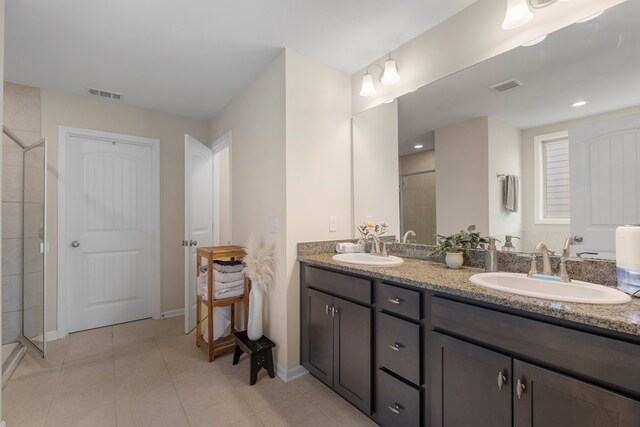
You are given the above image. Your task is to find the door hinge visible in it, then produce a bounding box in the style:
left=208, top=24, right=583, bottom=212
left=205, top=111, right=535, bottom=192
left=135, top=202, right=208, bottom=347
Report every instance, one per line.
left=40, top=242, right=50, bottom=254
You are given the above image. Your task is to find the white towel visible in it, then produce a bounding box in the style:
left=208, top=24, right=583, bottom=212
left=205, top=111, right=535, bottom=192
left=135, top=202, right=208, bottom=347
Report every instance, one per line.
left=213, top=262, right=244, bottom=273
left=214, top=285, right=244, bottom=300
left=202, top=306, right=231, bottom=342
left=215, top=279, right=244, bottom=291
left=214, top=270, right=245, bottom=283
left=503, top=175, right=518, bottom=212
left=336, top=242, right=360, bottom=254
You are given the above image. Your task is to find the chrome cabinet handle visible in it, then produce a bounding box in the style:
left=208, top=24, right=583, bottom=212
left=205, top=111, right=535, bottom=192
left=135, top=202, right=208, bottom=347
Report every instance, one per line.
left=387, top=404, right=401, bottom=415
left=325, top=304, right=329, bottom=316
left=516, top=378, right=526, bottom=399
left=71, top=241, right=80, bottom=248
left=497, top=371, right=506, bottom=390
left=388, top=297, right=401, bottom=304
left=331, top=306, right=339, bottom=318
left=388, top=343, right=403, bottom=352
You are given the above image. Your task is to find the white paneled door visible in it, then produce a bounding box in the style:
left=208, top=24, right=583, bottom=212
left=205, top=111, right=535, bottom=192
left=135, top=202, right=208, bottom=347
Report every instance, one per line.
left=65, top=131, right=158, bottom=333
left=184, top=135, right=213, bottom=333
left=570, top=113, right=640, bottom=259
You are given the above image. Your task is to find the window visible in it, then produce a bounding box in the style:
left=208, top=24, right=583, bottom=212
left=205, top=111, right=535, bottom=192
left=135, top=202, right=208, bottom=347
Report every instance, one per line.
left=534, top=131, right=570, bottom=224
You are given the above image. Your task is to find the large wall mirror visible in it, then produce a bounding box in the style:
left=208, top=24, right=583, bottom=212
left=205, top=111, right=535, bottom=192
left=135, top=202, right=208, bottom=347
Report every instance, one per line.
left=353, top=0, right=640, bottom=259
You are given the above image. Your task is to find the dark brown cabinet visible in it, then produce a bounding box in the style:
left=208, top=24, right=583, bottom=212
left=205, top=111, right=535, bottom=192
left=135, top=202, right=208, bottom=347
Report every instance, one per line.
left=431, top=332, right=512, bottom=427
left=303, top=288, right=372, bottom=414
left=513, top=360, right=640, bottom=427
left=432, top=332, right=640, bottom=427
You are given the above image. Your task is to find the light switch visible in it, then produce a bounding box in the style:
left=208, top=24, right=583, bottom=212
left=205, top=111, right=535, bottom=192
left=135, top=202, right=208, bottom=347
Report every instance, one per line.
left=269, top=217, right=279, bottom=233
left=329, top=216, right=337, bottom=232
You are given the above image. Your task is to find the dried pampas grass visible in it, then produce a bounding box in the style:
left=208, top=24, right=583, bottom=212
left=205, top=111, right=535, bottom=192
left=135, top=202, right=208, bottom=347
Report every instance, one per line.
left=244, top=236, right=277, bottom=293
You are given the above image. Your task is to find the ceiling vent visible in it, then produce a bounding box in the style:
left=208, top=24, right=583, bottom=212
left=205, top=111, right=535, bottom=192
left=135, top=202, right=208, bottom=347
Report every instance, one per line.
left=489, top=79, right=524, bottom=93
left=88, top=87, right=122, bottom=100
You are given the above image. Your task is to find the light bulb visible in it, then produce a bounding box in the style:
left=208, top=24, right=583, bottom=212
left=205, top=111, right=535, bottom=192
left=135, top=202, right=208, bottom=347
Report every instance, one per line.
left=380, top=59, right=400, bottom=85
left=502, top=0, right=534, bottom=30
left=359, top=73, right=376, bottom=97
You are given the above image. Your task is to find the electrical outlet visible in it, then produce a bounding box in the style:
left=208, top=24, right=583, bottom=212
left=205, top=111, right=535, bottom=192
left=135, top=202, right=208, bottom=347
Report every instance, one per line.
left=329, top=216, right=337, bottom=232
left=269, top=217, right=279, bottom=233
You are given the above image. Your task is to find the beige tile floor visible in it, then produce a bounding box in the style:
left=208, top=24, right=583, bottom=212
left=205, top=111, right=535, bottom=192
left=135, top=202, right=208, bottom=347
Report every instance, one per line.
left=3, top=316, right=377, bottom=427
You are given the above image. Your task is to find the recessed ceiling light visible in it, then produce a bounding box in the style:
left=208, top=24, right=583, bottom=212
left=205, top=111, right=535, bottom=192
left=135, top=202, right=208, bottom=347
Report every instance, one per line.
left=414, top=144, right=424, bottom=149
left=571, top=101, right=588, bottom=107
left=577, top=11, right=604, bottom=23
left=521, top=35, right=547, bottom=47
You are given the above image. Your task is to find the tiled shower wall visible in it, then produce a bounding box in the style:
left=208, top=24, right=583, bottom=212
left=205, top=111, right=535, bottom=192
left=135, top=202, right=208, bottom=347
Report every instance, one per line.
left=2, top=82, right=42, bottom=344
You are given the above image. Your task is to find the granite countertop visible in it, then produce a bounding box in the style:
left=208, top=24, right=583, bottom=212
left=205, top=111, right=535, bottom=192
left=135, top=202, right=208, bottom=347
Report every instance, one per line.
left=299, top=253, right=640, bottom=338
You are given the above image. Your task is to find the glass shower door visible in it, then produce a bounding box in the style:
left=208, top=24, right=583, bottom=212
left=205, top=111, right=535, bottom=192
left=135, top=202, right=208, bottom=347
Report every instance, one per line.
left=400, top=171, right=436, bottom=245
left=22, top=139, right=47, bottom=355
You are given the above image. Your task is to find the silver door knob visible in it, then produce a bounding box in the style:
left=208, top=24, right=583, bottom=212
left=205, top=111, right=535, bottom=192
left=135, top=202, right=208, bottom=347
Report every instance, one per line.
left=71, top=241, right=80, bottom=248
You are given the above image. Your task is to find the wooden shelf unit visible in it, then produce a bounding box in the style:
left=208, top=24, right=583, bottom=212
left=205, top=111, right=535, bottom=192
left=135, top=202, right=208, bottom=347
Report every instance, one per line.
left=196, top=245, right=250, bottom=362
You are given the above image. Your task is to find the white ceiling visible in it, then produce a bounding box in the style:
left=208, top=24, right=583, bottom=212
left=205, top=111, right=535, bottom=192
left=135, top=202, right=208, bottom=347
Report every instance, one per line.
left=398, top=0, right=640, bottom=156
left=5, top=0, right=477, bottom=121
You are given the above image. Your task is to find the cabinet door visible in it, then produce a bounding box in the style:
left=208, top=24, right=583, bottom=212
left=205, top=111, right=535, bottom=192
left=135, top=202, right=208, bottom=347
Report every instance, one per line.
left=514, top=360, right=640, bottom=427
left=431, top=332, right=512, bottom=427
left=306, top=289, right=335, bottom=386
left=333, top=296, right=372, bottom=414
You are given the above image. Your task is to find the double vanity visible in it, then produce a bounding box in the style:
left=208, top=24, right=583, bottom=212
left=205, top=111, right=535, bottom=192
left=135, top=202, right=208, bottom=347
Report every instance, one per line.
left=299, top=249, right=640, bottom=427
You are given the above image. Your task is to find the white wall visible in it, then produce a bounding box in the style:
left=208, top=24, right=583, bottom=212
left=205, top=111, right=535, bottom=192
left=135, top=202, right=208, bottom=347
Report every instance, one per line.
left=209, top=49, right=352, bottom=373
left=352, top=101, right=400, bottom=236
left=351, top=0, right=625, bottom=115
left=40, top=90, right=209, bottom=331
left=488, top=117, right=522, bottom=243
left=0, top=0, right=5, bottom=418
left=435, top=117, right=489, bottom=236
left=521, top=105, right=640, bottom=253
left=209, top=52, right=288, bottom=367
left=284, top=50, right=352, bottom=369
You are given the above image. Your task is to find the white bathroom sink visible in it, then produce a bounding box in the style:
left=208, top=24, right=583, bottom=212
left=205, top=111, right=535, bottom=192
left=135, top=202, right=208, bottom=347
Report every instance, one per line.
left=470, top=272, right=631, bottom=305
left=332, top=253, right=404, bottom=267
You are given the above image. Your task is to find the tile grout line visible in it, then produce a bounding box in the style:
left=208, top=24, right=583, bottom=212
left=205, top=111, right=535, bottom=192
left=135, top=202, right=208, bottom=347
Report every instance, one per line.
left=156, top=335, right=193, bottom=427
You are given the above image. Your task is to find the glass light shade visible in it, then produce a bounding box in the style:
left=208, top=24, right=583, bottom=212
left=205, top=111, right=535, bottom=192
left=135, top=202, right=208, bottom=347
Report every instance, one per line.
left=521, top=34, right=547, bottom=46
left=359, top=73, right=376, bottom=97
left=502, top=0, right=534, bottom=30
left=380, top=59, right=400, bottom=85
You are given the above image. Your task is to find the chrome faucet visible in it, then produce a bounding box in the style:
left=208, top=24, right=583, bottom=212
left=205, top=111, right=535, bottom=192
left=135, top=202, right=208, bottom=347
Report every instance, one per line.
left=559, top=236, right=576, bottom=283
left=528, top=242, right=553, bottom=277
left=367, top=234, right=381, bottom=255
left=402, top=230, right=416, bottom=244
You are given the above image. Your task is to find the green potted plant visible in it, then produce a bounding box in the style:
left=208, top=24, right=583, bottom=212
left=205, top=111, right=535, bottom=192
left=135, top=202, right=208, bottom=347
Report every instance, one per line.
left=428, top=225, right=489, bottom=269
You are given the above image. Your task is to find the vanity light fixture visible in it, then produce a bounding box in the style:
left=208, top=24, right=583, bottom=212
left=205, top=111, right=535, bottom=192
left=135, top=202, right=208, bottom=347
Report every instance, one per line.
left=571, top=100, right=587, bottom=107
left=359, top=55, right=401, bottom=97
left=414, top=144, right=424, bottom=149
left=521, top=34, right=547, bottom=46
left=502, top=0, right=534, bottom=30
left=576, top=10, right=604, bottom=23
left=503, top=0, right=574, bottom=30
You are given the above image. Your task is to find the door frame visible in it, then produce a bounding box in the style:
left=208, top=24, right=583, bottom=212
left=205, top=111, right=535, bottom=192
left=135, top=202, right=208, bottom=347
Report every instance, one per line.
left=57, top=126, right=161, bottom=338
left=210, top=131, right=232, bottom=245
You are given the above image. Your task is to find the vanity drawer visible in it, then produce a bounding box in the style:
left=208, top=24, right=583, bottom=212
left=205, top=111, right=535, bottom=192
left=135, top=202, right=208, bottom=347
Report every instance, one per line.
left=377, top=369, right=421, bottom=427
left=377, top=282, right=421, bottom=320
left=431, top=297, right=640, bottom=396
left=304, top=266, right=372, bottom=304
left=378, top=312, right=421, bottom=385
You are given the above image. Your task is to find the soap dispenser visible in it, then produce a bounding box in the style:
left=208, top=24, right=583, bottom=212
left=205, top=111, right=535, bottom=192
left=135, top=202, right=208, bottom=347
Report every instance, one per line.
left=502, top=235, right=520, bottom=252
left=485, top=237, right=498, bottom=272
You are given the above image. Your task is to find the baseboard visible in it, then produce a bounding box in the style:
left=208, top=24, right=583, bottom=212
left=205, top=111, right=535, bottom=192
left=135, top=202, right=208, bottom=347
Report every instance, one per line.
left=276, top=363, right=308, bottom=383
left=161, top=308, right=185, bottom=318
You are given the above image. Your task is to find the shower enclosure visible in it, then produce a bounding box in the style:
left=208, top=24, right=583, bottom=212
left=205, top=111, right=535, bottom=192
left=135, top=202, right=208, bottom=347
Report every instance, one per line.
left=2, top=125, right=47, bottom=383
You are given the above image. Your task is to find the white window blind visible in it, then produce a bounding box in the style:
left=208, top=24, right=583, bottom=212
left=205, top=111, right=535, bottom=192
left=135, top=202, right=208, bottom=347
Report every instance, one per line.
left=542, top=138, right=570, bottom=219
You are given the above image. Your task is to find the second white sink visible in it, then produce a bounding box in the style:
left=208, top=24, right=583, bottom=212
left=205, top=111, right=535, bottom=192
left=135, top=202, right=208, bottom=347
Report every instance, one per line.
left=332, top=253, right=403, bottom=267
left=470, top=272, right=631, bottom=304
